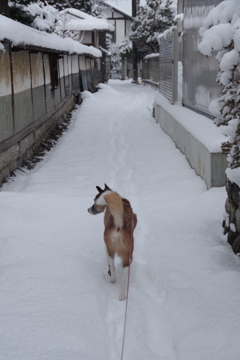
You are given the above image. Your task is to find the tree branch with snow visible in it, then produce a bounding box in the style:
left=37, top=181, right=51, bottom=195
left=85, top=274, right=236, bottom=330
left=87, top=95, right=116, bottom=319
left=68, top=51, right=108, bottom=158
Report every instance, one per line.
left=199, top=0, right=240, bottom=171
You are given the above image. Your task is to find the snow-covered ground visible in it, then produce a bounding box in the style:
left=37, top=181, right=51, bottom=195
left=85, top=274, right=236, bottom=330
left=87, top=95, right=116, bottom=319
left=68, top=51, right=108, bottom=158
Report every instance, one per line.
left=1, top=80, right=240, bottom=360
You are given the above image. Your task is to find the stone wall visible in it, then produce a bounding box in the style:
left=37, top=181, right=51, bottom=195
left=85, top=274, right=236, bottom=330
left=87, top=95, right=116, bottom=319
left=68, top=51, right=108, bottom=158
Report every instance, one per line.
left=223, top=181, right=240, bottom=254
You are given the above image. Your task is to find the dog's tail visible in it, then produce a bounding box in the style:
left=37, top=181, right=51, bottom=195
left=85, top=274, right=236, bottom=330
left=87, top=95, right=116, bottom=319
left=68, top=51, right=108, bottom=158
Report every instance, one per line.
left=104, top=192, right=124, bottom=230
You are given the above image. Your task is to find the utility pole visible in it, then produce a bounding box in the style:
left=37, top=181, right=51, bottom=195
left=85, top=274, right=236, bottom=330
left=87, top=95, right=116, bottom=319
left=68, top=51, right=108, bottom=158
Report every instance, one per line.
left=132, top=0, right=138, bottom=83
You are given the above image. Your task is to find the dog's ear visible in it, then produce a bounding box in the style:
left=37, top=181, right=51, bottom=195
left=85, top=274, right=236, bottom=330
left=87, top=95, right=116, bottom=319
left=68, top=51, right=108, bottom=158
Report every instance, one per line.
left=96, top=186, right=103, bottom=193
left=104, top=184, right=111, bottom=191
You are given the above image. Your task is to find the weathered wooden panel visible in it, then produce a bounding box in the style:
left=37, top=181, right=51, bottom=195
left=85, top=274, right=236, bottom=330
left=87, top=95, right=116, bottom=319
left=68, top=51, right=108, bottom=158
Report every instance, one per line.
left=30, top=52, right=46, bottom=121
left=58, top=58, right=65, bottom=100
left=12, top=50, right=33, bottom=132
left=43, top=54, right=54, bottom=113
left=68, top=55, right=72, bottom=93
left=0, top=44, right=14, bottom=142
left=63, top=55, right=70, bottom=95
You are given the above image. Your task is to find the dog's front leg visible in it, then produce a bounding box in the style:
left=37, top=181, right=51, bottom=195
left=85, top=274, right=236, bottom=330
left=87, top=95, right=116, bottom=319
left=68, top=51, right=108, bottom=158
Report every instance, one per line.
left=109, top=256, right=116, bottom=283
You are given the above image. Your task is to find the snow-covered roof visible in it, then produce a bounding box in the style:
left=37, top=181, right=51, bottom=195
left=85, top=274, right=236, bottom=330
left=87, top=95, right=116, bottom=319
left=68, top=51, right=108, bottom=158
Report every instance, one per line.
left=59, top=8, right=115, bottom=32
left=144, top=53, right=159, bottom=60
left=0, top=15, right=102, bottom=58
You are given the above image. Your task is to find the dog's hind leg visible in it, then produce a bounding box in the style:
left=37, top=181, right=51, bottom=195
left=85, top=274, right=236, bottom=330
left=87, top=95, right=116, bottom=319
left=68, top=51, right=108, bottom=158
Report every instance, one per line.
left=119, top=266, right=129, bottom=301
left=105, top=245, right=111, bottom=276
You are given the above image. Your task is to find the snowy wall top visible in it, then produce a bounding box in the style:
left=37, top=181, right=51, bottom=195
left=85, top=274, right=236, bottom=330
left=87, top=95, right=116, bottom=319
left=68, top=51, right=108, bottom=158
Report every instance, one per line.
left=59, top=8, right=115, bottom=32
left=0, top=15, right=102, bottom=58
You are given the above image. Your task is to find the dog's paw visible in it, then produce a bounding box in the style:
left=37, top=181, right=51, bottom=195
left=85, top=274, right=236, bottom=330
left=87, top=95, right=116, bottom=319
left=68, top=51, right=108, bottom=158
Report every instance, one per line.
left=108, top=267, right=111, bottom=276
left=119, top=294, right=126, bottom=301
left=110, top=277, right=116, bottom=283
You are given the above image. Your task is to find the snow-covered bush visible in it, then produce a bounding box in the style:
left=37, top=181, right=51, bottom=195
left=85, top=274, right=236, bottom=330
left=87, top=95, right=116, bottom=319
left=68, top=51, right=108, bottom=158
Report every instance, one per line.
left=118, top=36, right=132, bottom=58
left=199, top=0, right=240, bottom=170
left=106, top=36, right=132, bottom=77
left=54, top=10, right=80, bottom=40
left=27, top=1, right=58, bottom=32
left=130, top=0, right=176, bottom=59
left=8, top=0, right=58, bottom=32
left=47, top=0, right=93, bottom=14
left=107, top=41, right=122, bottom=77
left=8, top=0, right=37, bottom=26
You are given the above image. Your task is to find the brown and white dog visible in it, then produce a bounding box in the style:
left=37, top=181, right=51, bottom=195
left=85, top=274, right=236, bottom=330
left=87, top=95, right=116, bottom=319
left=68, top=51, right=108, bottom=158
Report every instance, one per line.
left=88, top=184, right=137, bottom=300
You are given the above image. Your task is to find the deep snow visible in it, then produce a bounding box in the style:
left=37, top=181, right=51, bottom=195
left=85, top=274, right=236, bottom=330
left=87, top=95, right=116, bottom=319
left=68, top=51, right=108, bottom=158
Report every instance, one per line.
left=0, top=80, right=240, bottom=360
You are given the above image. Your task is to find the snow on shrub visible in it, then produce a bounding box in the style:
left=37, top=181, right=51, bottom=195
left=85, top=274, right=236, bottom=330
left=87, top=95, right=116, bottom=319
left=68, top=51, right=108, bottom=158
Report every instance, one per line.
left=199, top=0, right=240, bottom=171
left=26, top=1, right=58, bottom=32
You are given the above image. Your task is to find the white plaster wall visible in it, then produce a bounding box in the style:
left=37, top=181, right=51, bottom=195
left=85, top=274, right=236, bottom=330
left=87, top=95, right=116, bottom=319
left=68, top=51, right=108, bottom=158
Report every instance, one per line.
left=114, top=10, right=123, bottom=18
left=116, top=20, right=125, bottom=43
left=68, top=56, right=72, bottom=75
left=59, top=58, right=64, bottom=78
left=63, top=55, right=68, bottom=76
left=30, top=53, right=44, bottom=89
left=71, top=55, right=79, bottom=74
left=12, top=50, right=31, bottom=93
left=43, top=54, right=51, bottom=85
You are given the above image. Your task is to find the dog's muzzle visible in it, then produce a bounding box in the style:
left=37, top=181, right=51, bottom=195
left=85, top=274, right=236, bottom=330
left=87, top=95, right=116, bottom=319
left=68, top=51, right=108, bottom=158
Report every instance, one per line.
left=88, top=204, right=102, bottom=215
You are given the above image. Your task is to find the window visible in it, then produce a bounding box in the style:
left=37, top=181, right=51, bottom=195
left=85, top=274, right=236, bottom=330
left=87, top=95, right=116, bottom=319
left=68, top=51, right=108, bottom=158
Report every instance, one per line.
left=49, top=54, right=59, bottom=90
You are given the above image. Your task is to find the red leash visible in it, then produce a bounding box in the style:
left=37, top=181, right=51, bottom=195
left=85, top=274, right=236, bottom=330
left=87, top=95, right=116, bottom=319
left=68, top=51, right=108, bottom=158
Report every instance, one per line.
left=120, top=212, right=135, bottom=360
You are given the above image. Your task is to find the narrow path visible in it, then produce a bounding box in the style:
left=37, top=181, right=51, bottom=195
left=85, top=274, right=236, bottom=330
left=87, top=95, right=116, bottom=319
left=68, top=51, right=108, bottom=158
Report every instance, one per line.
left=0, top=80, right=238, bottom=360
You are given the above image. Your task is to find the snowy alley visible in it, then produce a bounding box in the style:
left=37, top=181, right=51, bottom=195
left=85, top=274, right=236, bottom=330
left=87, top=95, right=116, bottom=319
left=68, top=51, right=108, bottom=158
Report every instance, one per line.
left=1, top=80, right=240, bottom=360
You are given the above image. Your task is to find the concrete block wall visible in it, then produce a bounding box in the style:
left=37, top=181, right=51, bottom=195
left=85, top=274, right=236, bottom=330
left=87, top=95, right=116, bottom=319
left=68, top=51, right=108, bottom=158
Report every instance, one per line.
left=154, top=102, right=227, bottom=189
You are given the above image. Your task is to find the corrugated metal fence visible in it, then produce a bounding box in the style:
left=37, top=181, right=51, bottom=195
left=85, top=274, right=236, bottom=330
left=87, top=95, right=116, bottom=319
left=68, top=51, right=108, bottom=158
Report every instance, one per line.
left=159, top=29, right=178, bottom=104
left=182, top=0, right=222, bottom=118
left=142, top=28, right=178, bottom=104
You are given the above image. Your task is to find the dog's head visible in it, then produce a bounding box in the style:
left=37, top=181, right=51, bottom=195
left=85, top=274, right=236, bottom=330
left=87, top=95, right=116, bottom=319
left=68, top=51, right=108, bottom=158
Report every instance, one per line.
left=87, top=184, right=112, bottom=215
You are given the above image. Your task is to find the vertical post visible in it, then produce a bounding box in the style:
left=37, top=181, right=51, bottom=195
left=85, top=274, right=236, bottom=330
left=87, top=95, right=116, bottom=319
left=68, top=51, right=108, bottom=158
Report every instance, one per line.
left=132, top=0, right=138, bottom=83
left=172, top=28, right=178, bottom=104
